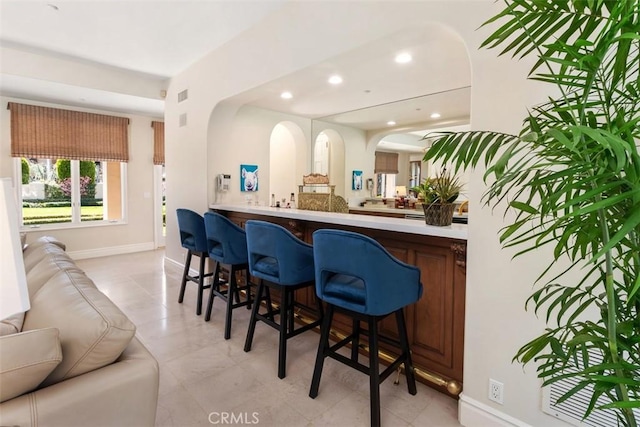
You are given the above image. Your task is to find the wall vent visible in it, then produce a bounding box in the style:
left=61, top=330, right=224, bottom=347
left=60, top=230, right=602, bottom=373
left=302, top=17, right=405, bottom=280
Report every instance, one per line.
left=178, top=89, right=188, bottom=103
left=179, top=113, right=187, bottom=127
left=542, top=348, right=640, bottom=426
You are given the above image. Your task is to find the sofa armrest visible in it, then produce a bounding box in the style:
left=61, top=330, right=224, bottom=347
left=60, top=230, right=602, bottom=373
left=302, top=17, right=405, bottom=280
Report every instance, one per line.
left=0, top=337, right=159, bottom=427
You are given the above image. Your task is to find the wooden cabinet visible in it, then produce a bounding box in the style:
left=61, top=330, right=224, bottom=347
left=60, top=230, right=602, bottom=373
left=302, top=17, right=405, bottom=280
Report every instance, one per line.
left=215, top=209, right=466, bottom=398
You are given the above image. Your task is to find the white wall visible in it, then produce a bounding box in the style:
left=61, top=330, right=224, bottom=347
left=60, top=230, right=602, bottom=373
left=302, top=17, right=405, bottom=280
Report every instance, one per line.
left=207, top=105, right=310, bottom=208
left=312, top=120, right=369, bottom=202
left=270, top=123, right=298, bottom=205
left=0, top=96, right=159, bottom=256
left=165, top=2, right=569, bottom=426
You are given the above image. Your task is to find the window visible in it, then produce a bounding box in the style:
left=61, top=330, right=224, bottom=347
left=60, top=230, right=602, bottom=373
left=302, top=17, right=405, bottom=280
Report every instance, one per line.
left=9, top=102, right=129, bottom=229
left=409, top=161, right=421, bottom=189
left=152, top=121, right=166, bottom=244
left=374, top=151, right=399, bottom=198
left=376, top=173, right=396, bottom=198
left=18, top=158, right=125, bottom=228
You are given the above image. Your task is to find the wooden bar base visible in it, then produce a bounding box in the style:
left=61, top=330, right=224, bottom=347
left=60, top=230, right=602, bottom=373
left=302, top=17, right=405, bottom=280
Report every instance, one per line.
left=212, top=207, right=467, bottom=399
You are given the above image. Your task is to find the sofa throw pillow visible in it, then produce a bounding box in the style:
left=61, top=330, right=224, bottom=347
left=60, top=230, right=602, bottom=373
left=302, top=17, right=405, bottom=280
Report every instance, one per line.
left=0, top=312, right=25, bottom=336
left=22, top=269, right=136, bottom=387
left=0, top=328, right=62, bottom=402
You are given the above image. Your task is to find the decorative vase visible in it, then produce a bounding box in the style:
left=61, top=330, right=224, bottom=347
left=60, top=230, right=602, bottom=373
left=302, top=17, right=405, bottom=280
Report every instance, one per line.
left=422, top=202, right=455, bottom=226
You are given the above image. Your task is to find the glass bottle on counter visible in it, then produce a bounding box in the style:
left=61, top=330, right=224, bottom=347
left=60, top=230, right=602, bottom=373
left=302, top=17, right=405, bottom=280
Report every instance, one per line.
left=271, top=194, right=275, bottom=207
left=290, top=192, right=296, bottom=209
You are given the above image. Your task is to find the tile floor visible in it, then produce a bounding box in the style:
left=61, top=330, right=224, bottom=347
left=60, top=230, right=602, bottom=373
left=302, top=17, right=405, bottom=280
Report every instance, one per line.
left=76, top=249, right=460, bottom=427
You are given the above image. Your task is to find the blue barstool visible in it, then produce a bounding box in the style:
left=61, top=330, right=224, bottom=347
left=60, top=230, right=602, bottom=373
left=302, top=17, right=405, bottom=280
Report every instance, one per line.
left=243, top=220, right=323, bottom=379
left=203, top=212, right=252, bottom=339
left=309, top=229, right=423, bottom=427
left=176, top=209, right=214, bottom=315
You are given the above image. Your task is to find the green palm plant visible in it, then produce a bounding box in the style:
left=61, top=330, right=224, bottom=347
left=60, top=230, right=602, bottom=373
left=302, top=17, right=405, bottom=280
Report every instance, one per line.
left=424, top=1, right=640, bottom=425
left=411, top=168, right=463, bottom=204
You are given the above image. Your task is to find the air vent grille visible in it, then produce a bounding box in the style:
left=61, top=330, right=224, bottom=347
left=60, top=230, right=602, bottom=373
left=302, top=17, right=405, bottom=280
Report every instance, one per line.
left=542, top=348, right=640, bottom=426
left=179, top=113, right=187, bottom=127
left=178, top=89, right=188, bottom=103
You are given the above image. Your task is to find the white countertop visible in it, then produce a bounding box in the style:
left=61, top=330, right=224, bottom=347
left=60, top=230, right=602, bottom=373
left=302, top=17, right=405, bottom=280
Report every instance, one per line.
left=210, top=203, right=468, bottom=240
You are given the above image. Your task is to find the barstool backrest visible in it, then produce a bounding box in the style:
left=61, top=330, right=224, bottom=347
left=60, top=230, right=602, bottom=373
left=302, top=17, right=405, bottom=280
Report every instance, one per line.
left=203, top=212, right=248, bottom=265
left=176, top=209, right=208, bottom=253
left=312, top=229, right=423, bottom=316
left=245, top=220, right=314, bottom=285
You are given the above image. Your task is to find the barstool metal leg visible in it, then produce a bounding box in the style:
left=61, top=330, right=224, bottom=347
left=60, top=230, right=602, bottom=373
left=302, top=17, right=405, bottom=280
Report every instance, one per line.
left=315, top=294, right=324, bottom=321
left=224, top=266, right=237, bottom=340
left=178, top=250, right=192, bottom=304
left=264, top=287, right=274, bottom=321
left=204, top=262, right=221, bottom=322
left=196, top=253, right=206, bottom=315
left=351, top=318, right=360, bottom=362
left=233, top=270, right=242, bottom=304
left=244, top=279, right=264, bottom=352
left=245, top=273, right=253, bottom=309
left=287, top=289, right=295, bottom=334
left=278, top=287, right=289, bottom=379
left=368, top=316, right=381, bottom=427
left=309, top=304, right=334, bottom=399
left=396, top=308, right=417, bottom=395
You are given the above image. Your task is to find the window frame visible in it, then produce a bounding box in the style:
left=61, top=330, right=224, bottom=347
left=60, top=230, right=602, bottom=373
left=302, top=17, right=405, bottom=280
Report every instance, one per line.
left=14, top=158, right=128, bottom=231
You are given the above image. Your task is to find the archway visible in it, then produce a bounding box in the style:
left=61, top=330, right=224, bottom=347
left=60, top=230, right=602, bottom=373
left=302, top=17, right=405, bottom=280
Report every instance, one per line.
left=312, top=128, right=345, bottom=196
left=270, top=121, right=307, bottom=206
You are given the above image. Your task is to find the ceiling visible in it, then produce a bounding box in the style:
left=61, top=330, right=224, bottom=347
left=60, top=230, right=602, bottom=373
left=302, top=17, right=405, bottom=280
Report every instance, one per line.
left=0, top=1, right=472, bottom=151
left=0, top=1, right=288, bottom=78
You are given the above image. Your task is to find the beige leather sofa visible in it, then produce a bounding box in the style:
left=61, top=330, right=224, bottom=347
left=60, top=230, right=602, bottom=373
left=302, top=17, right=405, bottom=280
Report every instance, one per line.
left=0, top=237, right=159, bottom=427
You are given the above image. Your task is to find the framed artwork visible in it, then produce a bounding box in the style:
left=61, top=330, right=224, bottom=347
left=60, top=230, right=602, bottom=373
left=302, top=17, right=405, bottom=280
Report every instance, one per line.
left=352, top=170, right=363, bottom=190
left=240, top=164, right=259, bottom=192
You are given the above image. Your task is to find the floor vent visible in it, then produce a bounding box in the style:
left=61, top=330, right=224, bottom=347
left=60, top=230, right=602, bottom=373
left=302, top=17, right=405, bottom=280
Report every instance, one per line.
left=542, top=350, right=640, bottom=426
left=178, top=89, right=188, bottom=103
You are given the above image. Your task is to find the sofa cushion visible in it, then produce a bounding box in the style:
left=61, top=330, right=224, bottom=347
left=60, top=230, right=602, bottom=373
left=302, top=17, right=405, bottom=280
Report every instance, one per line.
left=23, top=238, right=67, bottom=273
left=0, top=328, right=62, bottom=402
left=26, top=253, right=84, bottom=298
left=0, top=312, right=25, bottom=336
left=22, top=269, right=136, bottom=387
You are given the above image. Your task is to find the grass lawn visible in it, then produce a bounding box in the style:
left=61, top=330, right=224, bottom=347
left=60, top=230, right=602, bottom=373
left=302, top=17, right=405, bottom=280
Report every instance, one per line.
left=23, top=205, right=104, bottom=224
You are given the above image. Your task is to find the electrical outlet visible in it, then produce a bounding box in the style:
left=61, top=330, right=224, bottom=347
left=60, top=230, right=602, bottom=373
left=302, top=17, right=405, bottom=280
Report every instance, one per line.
left=489, top=379, right=504, bottom=404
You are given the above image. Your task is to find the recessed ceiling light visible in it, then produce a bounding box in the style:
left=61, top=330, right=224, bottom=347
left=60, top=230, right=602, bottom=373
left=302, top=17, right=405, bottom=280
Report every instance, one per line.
left=395, top=53, right=412, bottom=64
left=430, top=112, right=441, bottom=119
left=387, top=121, right=396, bottom=126
left=328, top=75, right=343, bottom=85
left=280, top=91, right=293, bottom=99
left=47, top=4, right=59, bottom=11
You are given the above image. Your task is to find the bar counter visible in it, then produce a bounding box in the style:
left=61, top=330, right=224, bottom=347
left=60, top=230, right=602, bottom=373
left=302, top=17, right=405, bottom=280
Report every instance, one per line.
left=210, top=204, right=467, bottom=240
left=210, top=203, right=467, bottom=398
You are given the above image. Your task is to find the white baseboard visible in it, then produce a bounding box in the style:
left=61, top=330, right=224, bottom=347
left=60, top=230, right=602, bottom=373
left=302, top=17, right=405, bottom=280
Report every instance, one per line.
left=67, top=242, right=155, bottom=260
left=164, top=256, right=183, bottom=270
left=164, top=255, right=200, bottom=276
left=459, top=393, right=531, bottom=427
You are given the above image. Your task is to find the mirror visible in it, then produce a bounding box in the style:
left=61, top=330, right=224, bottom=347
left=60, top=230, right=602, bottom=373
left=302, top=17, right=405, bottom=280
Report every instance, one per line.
left=310, top=86, right=472, bottom=201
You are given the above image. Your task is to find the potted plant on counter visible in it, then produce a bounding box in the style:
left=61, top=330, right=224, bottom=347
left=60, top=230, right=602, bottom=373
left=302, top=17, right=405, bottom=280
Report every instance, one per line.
left=411, top=168, right=463, bottom=226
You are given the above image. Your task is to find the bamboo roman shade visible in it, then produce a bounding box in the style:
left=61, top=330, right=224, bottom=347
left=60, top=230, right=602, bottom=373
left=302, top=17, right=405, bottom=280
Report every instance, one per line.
left=374, top=151, right=399, bottom=174
left=8, top=102, right=129, bottom=162
left=151, top=121, right=165, bottom=165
